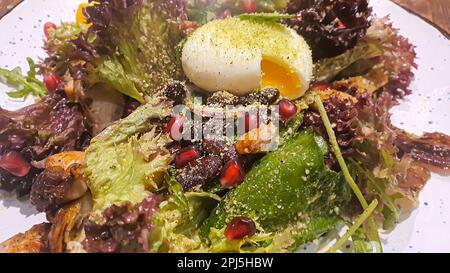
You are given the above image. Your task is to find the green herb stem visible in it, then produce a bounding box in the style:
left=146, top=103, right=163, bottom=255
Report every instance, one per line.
left=327, top=199, right=378, bottom=253
left=314, top=95, right=382, bottom=251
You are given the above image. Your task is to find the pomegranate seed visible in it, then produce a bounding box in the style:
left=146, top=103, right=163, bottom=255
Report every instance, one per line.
left=175, top=146, right=201, bottom=169
left=278, top=99, right=298, bottom=121
left=0, top=151, right=30, bottom=177
left=218, top=9, right=232, bottom=19
left=244, top=112, right=259, bottom=132
left=242, top=0, right=256, bottom=13
left=166, top=115, right=185, bottom=141
left=44, top=74, right=61, bottom=93
left=44, top=22, right=57, bottom=39
left=336, top=18, right=346, bottom=29
left=220, top=160, right=245, bottom=189
left=224, top=217, right=256, bottom=240
left=124, top=106, right=135, bottom=117
left=311, top=83, right=330, bottom=91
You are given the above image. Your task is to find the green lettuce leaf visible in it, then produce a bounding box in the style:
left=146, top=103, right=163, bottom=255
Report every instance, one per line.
left=201, top=130, right=350, bottom=251
left=187, top=0, right=289, bottom=25
left=41, top=1, right=185, bottom=102
left=350, top=227, right=382, bottom=253
left=45, top=22, right=90, bottom=50
left=149, top=192, right=221, bottom=253
left=349, top=159, right=400, bottom=231
left=207, top=216, right=338, bottom=253
left=313, top=42, right=382, bottom=83
left=42, top=22, right=92, bottom=76
left=86, top=0, right=185, bottom=102
left=165, top=167, right=190, bottom=223
left=85, top=98, right=173, bottom=211
left=89, top=58, right=144, bottom=103
left=0, top=58, right=47, bottom=99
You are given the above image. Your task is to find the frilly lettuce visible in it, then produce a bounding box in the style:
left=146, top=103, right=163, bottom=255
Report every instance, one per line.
left=83, top=0, right=186, bottom=102
left=207, top=216, right=338, bottom=253
left=85, top=98, right=173, bottom=211
left=149, top=192, right=221, bottom=253
left=42, top=22, right=92, bottom=75
left=313, top=16, right=416, bottom=101
left=40, top=0, right=186, bottom=102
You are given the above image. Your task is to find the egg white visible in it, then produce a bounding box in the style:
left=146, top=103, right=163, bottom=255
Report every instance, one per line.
left=181, top=17, right=313, bottom=98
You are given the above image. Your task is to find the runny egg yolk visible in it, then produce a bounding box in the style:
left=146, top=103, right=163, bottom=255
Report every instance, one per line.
left=260, top=59, right=303, bottom=99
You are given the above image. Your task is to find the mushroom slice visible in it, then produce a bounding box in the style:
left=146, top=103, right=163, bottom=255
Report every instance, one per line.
left=30, top=151, right=88, bottom=212
left=48, top=193, right=93, bottom=253
left=0, top=223, right=51, bottom=253
left=82, top=84, right=125, bottom=136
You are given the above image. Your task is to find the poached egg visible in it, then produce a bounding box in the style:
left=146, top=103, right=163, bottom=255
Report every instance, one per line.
left=181, top=17, right=313, bottom=99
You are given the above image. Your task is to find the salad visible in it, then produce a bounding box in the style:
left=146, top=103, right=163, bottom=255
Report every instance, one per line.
left=0, top=0, right=449, bottom=253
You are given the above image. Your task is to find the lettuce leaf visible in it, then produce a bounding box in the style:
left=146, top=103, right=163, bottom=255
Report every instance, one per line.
left=186, top=0, right=289, bottom=25
left=313, top=16, right=417, bottom=100
left=205, top=214, right=338, bottom=253
left=40, top=1, right=186, bottom=102
left=83, top=0, right=186, bottom=102
left=89, top=58, right=143, bottom=102
left=313, top=42, right=382, bottom=83
left=149, top=192, right=220, bottom=252
left=201, top=130, right=350, bottom=251
left=85, top=98, right=173, bottom=211
left=0, top=58, right=47, bottom=99
left=0, top=92, right=89, bottom=196
left=165, top=168, right=190, bottom=223
left=365, top=17, right=417, bottom=99
left=42, top=22, right=92, bottom=75
left=349, top=159, right=400, bottom=231
left=285, top=0, right=372, bottom=61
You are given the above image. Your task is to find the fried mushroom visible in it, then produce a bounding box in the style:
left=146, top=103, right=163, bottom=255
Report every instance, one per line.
left=30, top=151, right=87, bottom=212
left=0, top=223, right=51, bottom=253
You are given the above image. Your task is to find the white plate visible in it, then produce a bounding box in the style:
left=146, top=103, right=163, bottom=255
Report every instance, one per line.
left=1, top=0, right=449, bottom=252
